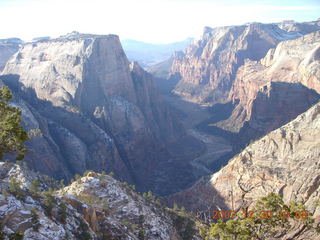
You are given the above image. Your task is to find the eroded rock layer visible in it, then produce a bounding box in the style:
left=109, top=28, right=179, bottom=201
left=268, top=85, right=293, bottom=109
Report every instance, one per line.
left=0, top=162, right=201, bottom=240
left=170, top=20, right=320, bottom=105
left=1, top=32, right=203, bottom=195
left=170, top=101, right=320, bottom=222
left=215, top=31, right=320, bottom=142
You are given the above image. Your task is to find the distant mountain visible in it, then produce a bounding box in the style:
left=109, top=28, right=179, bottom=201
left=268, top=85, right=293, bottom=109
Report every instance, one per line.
left=0, top=38, right=22, bottom=71
left=147, top=56, right=174, bottom=79
left=170, top=19, right=320, bottom=105
left=121, top=38, right=193, bottom=67
left=32, top=36, right=51, bottom=42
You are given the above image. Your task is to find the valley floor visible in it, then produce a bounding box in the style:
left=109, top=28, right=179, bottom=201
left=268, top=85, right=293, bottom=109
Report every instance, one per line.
left=161, top=91, right=233, bottom=178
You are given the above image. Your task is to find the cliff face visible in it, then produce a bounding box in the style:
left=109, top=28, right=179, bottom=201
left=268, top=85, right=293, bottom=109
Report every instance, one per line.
left=0, top=38, right=22, bottom=71
left=277, top=19, right=320, bottom=34
left=170, top=23, right=306, bottom=105
left=0, top=162, right=202, bottom=240
left=1, top=32, right=202, bottom=195
left=215, top=31, right=320, bottom=141
left=170, top=20, right=320, bottom=105
left=169, top=101, right=320, bottom=223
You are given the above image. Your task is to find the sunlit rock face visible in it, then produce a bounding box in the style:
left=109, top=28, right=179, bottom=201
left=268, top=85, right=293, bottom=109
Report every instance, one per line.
left=170, top=20, right=320, bottom=106
left=0, top=163, right=201, bottom=239
left=170, top=102, right=320, bottom=230
left=277, top=19, right=320, bottom=34
left=1, top=32, right=202, bottom=195
left=215, top=31, right=320, bottom=142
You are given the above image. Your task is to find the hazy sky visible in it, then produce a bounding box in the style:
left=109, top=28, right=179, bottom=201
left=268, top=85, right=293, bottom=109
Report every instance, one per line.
left=0, top=0, right=319, bottom=43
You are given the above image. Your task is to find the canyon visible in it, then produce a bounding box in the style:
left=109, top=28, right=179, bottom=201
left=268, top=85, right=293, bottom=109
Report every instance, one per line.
left=169, top=19, right=320, bottom=105
left=0, top=17, right=320, bottom=239
left=0, top=32, right=203, bottom=196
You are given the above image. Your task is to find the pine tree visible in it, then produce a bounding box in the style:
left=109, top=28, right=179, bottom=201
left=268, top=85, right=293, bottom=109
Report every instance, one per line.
left=0, top=86, right=29, bottom=161
left=29, top=179, right=40, bottom=196
left=8, top=232, right=24, bottom=240
left=75, top=219, right=91, bottom=240
left=43, top=189, right=56, bottom=217
left=9, top=177, right=25, bottom=200
left=138, top=229, right=145, bottom=240
left=57, top=202, right=68, bottom=224
left=31, top=208, right=40, bottom=231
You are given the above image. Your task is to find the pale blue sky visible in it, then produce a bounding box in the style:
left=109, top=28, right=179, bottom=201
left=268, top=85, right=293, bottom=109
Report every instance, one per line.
left=0, top=0, right=319, bottom=43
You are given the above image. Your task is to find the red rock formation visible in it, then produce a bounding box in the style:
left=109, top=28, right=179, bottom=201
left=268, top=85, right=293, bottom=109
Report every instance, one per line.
left=170, top=23, right=306, bottom=105
left=215, top=31, right=320, bottom=140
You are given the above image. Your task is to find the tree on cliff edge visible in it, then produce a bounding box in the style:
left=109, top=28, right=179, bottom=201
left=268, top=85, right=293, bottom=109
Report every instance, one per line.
left=0, top=86, right=28, bottom=161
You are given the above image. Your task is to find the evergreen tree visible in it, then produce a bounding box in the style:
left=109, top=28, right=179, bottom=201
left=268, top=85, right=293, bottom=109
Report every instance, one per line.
left=43, top=189, right=56, bottom=217
left=8, top=232, right=24, bottom=240
left=0, top=86, right=28, bottom=161
left=31, top=208, right=40, bottom=231
left=75, top=219, right=91, bottom=240
left=9, top=177, right=25, bottom=200
left=138, top=229, right=145, bottom=240
left=57, top=202, right=68, bottom=224
left=29, top=179, right=40, bottom=196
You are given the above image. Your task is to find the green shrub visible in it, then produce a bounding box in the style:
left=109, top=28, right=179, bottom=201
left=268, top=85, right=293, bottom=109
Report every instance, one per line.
left=43, top=189, right=56, bottom=217
left=9, top=178, right=25, bottom=200
left=31, top=208, right=40, bottom=231
left=29, top=179, right=40, bottom=196
left=57, top=202, right=68, bottom=224
left=202, top=193, right=316, bottom=240
left=138, top=229, right=145, bottom=240
left=75, top=219, right=91, bottom=240
left=8, top=232, right=24, bottom=240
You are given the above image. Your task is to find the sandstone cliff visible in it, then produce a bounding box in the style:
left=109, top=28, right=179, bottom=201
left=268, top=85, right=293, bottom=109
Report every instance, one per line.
left=215, top=31, right=320, bottom=143
left=1, top=32, right=203, bottom=195
left=170, top=101, right=320, bottom=223
left=170, top=20, right=320, bottom=105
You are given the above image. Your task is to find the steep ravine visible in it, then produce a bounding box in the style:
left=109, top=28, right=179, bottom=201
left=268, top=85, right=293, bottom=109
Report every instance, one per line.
left=1, top=32, right=203, bottom=196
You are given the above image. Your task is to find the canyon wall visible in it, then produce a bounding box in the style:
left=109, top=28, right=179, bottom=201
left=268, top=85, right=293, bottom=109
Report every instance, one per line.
left=215, top=31, right=320, bottom=142
left=1, top=32, right=203, bottom=195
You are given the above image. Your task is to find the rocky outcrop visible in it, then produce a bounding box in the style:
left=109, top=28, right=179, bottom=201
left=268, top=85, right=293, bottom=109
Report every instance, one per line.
left=170, top=23, right=303, bottom=105
left=1, top=32, right=203, bottom=195
left=215, top=31, right=320, bottom=142
left=0, top=38, right=22, bottom=71
left=0, top=162, right=96, bottom=240
left=277, top=19, right=320, bottom=35
left=0, top=162, right=202, bottom=239
left=170, top=101, right=320, bottom=219
left=59, top=171, right=201, bottom=240
left=170, top=20, right=320, bottom=105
